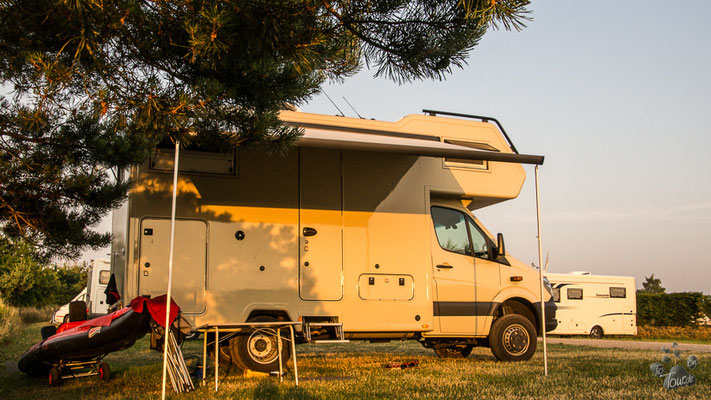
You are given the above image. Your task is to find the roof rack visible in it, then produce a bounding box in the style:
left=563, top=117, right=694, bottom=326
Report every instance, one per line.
left=422, top=109, right=519, bottom=154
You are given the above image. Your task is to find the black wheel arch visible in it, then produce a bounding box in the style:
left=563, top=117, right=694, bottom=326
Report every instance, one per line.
left=491, top=298, right=540, bottom=335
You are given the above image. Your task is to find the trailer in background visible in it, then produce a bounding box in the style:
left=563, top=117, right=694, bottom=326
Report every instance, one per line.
left=546, top=272, right=636, bottom=338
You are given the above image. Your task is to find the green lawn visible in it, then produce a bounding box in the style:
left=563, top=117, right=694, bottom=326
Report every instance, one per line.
left=1, top=322, right=709, bottom=399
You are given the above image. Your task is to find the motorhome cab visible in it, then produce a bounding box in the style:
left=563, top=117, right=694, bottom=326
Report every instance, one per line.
left=86, top=259, right=111, bottom=317
left=109, top=110, right=557, bottom=372
left=546, top=272, right=636, bottom=338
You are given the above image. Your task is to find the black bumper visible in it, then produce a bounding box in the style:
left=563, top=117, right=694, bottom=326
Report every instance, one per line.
left=533, top=299, right=558, bottom=334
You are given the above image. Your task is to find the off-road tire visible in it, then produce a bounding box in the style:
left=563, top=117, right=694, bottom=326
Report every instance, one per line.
left=590, top=325, right=604, bottom=339
left=489, top=314, right=537, bottom=362
left=230, top=315, right=292, bottom=373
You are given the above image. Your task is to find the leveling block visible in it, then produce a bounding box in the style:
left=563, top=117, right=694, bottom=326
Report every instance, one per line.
left=18, top=295, right=183, bottom=387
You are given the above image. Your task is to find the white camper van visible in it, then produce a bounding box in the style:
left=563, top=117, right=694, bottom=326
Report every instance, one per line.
left=86, top=258, right=111, bottom=317
left=546, top=272, right=637, bottom=338
left=109, top=110, right=557, bottom=371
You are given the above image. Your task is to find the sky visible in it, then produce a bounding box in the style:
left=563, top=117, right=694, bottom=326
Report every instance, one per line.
left=83, top=1, right=711, bottom=293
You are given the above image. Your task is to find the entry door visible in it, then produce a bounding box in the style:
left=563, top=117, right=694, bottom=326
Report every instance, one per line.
left=431, top=206, right=477, bottom=333
left=139, top=219, right=207, bottom=313
left=299, top=148, right=343, bottom=301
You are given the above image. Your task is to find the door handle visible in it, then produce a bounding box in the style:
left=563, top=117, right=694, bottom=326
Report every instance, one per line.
left=303, top=227, right=318, bottom=237
left=436, top=264, right=453, bottom=269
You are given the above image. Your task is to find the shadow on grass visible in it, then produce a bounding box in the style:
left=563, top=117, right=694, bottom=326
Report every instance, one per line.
left=254, top=380, right=322, bottom=400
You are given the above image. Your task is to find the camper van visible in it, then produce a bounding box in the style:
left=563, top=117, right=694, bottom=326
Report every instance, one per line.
left=546, top=272, right=636, bottom=338
left=109, top=110, right=557, bottom=371
left=86, top=258, right=111, bottom=318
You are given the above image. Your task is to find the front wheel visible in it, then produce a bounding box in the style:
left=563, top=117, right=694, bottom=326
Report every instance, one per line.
left=48, top=367, right=62, bottom=387
left=98, top=361, right=111, bottom=381
left=590, top=326, right=604, bottom=339
left=489, top=314, right=537, bottom=362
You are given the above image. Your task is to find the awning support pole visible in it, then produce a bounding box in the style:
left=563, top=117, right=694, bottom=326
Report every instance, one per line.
left=535, top=165, right=548, bottom=376
left=161, top=140, right=180, bottom=400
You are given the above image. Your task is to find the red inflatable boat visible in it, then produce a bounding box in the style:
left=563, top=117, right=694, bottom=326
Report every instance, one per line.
left=18, top=295, right=179, bottom=385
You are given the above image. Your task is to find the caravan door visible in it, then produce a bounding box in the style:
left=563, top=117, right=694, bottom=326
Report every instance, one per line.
left=299, top=148, right=344, bottom=301
left=138, top=218, right=207, bottom=313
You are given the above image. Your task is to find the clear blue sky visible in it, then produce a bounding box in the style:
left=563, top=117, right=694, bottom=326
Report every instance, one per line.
left=83, top=1, right=710, bottom=293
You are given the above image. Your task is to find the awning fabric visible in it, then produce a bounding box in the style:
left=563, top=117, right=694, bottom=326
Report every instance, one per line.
left=297, top=128, right=544, bottom=165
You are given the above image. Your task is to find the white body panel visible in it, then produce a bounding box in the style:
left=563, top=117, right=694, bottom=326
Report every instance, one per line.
left=546, top=273, right=637, bottom=336
left=87, top=259, right=111, bottom=317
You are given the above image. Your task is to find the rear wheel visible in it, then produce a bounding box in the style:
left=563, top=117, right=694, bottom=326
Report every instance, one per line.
left=489, top=314, right=537, bottom=362
left=590, top=326, right=604, bottom=339
left=206, top=332, right=233, bottom=370
left=229, top=315, right=292, bottom=373
left=48, top=367, right=62, bottom=387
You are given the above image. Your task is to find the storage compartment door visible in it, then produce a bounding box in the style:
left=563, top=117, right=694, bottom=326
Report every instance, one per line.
left=299, top=148, right=343, bottom=301
left=139, top=219, right=207, bottom=313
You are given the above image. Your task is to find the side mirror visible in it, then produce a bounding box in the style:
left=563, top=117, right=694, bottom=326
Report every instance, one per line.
left=497, top=233, right=506, bottom=257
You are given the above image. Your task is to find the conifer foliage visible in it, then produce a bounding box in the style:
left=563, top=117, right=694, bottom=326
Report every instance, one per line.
left=0, top=0, right=530, bottom=257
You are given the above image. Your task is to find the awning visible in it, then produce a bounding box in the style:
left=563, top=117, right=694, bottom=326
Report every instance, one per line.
left=297, top=128, right=544, bottom=165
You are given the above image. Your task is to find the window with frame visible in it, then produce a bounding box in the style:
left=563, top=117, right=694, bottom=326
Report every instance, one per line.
left=466, top=218, right=491, bottom=259
left=552, top=287, right=560, bottom=303
left=610, top=287, right=626, bottom=298
left=99, top=270, right=111, bottom=285
left=567, top=288, right=583, bottom=300
left=443, top=139, right=497, bottom=170
left=431, top=207, right=472, bottom=256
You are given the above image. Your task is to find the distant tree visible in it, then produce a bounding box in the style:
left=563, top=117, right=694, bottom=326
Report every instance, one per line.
left=0, top=1, right=531, bottom=258
left=641, top=274, right=665, bottom=294
left=0, top=235, right=59, bottom=307
left=54, top=262, right=89, bottom=305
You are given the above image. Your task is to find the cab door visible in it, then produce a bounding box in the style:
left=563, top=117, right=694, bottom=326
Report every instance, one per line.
left=466, top=218, right=501, bottom=335
left=431, top=206, right=477, bottom=334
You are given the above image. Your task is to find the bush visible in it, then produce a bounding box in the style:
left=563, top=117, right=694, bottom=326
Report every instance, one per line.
left=637, top=292, right=706, bottom=326
left=0, top=298, right=21, bottom=344
left=0, top=236, right=88, bottom=307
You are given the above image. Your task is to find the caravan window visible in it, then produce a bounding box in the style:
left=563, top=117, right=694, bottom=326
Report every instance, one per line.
left=552, top=287, right=560, bottom=303
left=567, top=288, right=583, bottom=300
left=431, top=207, right=472, bottom=256
left=610, top=287, right=626, bottom=298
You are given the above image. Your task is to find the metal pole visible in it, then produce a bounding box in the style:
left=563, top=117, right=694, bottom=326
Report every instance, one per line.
left=161, top=140, right=180, bottom=399
left=535, top=165, right=548, bottom=376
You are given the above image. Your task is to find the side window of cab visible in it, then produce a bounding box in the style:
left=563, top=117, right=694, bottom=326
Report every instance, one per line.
left=431, top=206, right=472, bottom=256
left=466, top=218, right=492, bottom=259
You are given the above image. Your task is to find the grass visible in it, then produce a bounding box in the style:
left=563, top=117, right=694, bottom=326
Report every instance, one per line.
left=549, top=325, right=711, bottom=345
left=1, top=322, right=710, bottom=399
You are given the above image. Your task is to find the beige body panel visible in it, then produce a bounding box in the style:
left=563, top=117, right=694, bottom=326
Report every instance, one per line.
left=111, top=112, right=544, bottom=339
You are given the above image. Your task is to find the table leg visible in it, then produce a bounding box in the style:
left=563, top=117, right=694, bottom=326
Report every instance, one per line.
left=215, top=327, right=219, bottom=391
left=277, top=328, right=283, bottom=382
left=289, top=325, right=298, bottom=386
left=202, top=330, right=207, bottom=387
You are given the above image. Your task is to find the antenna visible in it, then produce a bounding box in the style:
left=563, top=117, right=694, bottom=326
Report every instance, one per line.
left=323, top=91, right=345, bottom=117
left=343, top=97, right=364, bottom=119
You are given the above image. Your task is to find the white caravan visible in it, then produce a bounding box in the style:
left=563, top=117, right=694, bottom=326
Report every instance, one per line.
left=109, top=109, right=557, bottom=371
left=86, top=258, right=111, bottom=317
left=546, top=272, right=637, bottom=338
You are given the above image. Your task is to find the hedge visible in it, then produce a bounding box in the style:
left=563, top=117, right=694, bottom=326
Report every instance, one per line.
left=637, top=292, right=707, bottom=326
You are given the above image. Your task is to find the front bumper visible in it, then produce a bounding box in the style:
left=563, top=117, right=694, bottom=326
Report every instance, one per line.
left=533, top=299, right=558, bottom=334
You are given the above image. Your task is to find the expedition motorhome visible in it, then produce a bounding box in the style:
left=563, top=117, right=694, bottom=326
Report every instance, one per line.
left=546, top=272, right=636, bottom=338
left=109, top=110, right=557, bottom=372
